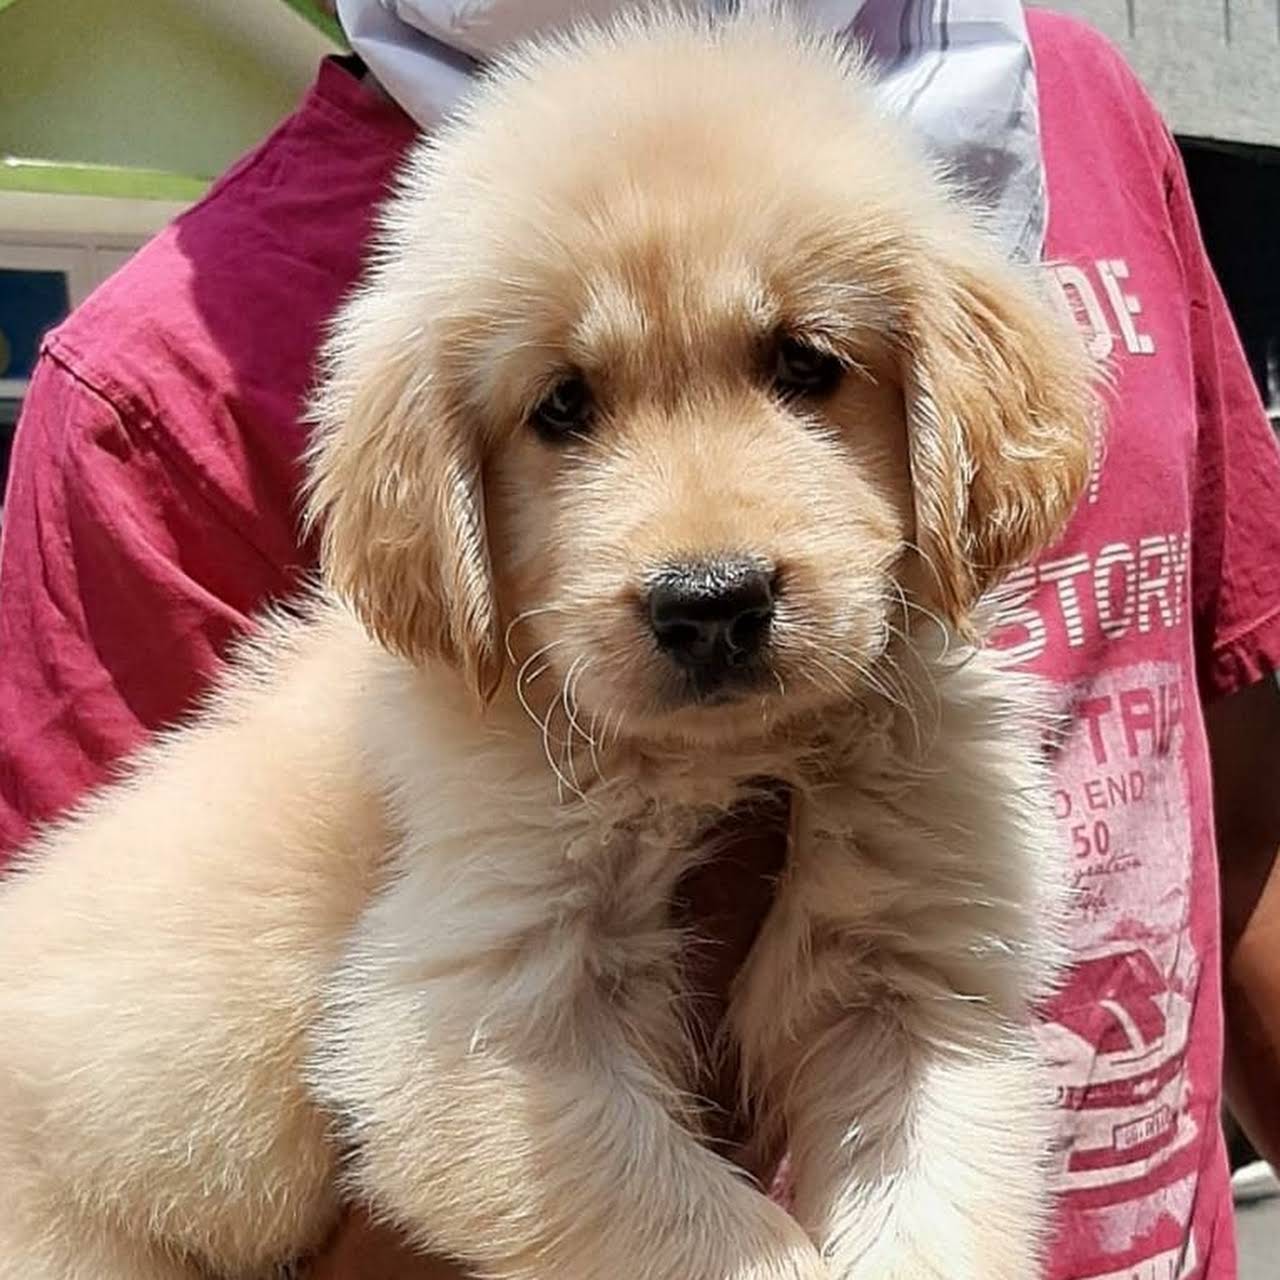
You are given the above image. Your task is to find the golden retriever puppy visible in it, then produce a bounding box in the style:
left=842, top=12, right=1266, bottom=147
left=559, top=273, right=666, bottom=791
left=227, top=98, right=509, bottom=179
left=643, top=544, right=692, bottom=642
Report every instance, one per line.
left=0, top=10, right=1095, bottom=1280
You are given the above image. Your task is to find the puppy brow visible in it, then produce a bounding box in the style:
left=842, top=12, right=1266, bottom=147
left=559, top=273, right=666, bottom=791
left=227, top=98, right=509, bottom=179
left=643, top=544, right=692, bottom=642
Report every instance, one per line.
left=728, top=288, right=784, bottom=352
left=780, top=277, right=896, bottom=332
left=468, top=325, right=564, bottom=417
left=575, top=278, right=649, bottom=355
left=776, top=288, right=898, bottom=368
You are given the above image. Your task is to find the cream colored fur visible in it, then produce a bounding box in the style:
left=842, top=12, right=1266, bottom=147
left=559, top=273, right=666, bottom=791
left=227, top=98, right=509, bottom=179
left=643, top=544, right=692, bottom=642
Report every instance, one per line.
left=0, top=10, right=1096, bottom=1280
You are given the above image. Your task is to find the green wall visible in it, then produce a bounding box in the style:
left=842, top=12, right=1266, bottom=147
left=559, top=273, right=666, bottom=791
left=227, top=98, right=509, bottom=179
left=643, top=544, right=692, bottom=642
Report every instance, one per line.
left=0, top=0, right=321, bottom=180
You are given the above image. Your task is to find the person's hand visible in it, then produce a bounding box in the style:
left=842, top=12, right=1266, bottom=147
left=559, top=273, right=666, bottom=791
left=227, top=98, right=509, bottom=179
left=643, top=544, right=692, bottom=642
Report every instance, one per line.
left=300, top=791, right=791, bottom=1278
left=301, top=1206, right=470, bottom=1279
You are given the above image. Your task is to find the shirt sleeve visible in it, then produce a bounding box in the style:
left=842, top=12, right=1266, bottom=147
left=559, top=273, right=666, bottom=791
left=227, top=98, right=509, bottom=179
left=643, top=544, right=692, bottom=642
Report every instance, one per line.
left=1169, top=138, right=1280, bottom=700
left=0, top=349, right=294, bottom=863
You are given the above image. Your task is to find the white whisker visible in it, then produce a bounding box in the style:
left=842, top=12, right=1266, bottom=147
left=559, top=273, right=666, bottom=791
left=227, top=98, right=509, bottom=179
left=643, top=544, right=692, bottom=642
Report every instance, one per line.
left=515, top=637, right=569, bottom=735
left=559, top=656, right=591, bottom=799
left=503, top=604, right=565, bottom=665
left=540, top=682, right=585, bottom=803
left=586, top=708, right=605, bottom=783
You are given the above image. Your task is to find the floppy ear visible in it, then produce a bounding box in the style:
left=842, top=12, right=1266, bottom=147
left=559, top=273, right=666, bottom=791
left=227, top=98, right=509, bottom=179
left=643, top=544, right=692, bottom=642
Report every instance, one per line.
left=903, top=242, right=1099, bottom=631
left=304, top=296, right=500, bottom=698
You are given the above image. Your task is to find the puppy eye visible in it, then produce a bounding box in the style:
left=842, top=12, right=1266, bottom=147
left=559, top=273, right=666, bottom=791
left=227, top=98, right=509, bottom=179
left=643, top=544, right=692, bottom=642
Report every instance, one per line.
left=530, top=373, right=594, bottom=442
left=772, top=336, right=844, bottom=400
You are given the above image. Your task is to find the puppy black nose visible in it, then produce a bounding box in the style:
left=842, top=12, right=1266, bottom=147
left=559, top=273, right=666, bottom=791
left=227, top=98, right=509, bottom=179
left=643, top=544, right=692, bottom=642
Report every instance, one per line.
left=647, top=559, right=776, bottom=676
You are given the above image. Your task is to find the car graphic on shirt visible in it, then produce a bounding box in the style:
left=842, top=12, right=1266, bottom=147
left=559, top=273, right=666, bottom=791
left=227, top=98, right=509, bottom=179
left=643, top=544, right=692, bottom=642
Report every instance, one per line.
left=1039, top=945, right=1196, bottom=1193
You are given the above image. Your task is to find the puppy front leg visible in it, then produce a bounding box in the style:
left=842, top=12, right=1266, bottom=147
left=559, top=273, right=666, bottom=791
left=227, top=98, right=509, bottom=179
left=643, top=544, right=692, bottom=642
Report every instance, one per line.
left=308, top=850, right=828, bottom=1280
left=731, top=811, right=1056, bottom=1280
left=752, top=997, right=1051, bottom=1280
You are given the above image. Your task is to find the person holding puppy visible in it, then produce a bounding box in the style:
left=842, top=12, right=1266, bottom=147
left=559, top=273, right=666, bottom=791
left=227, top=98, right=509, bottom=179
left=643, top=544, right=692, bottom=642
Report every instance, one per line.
left=1, top=4, right=1277, bottom=1279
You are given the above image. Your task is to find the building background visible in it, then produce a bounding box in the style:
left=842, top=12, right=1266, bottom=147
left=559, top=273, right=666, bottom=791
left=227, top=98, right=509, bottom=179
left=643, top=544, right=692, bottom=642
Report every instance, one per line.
left=0, top=0, right=339, bottom=490
left=1053, top=0, right=1280, bottom=149
left=0, top=0, right=333, bottom=180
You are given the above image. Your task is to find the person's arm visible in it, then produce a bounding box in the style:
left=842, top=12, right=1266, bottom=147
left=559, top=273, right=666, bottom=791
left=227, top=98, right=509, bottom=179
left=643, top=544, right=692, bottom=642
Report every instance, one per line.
left=304, top=1209, right=470, bottom=1279
left=1166, top=127, right=1280, bottom=1164
left=1205, top=679, right=1280, bottom=1165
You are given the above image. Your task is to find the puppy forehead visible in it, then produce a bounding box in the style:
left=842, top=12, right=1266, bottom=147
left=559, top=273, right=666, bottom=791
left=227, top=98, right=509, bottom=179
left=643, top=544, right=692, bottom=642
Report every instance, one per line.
left=573, top=257, right=773, bottom=354
left=439, top=19, right=921, bottom=279
left=429, top=22, right=929, bottom=397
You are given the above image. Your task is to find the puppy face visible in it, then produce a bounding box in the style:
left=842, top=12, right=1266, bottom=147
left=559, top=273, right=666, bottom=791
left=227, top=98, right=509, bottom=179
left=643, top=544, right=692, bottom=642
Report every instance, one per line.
left=307, top=16, right=1095, bottom=746
left=481, top=221, right=913, bottom=745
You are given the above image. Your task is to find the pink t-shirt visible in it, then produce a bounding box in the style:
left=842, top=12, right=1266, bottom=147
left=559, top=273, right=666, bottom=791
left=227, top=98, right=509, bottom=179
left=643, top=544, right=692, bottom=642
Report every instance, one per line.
left=999, top=13, right=1280, bottom=1280
left=1, top=14, right=1278, bottom=1280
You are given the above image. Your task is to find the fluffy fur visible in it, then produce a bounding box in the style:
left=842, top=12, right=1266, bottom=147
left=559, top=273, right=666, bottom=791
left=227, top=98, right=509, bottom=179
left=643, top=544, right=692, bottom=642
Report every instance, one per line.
left=0, top=10, right=1096, bottom=1280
